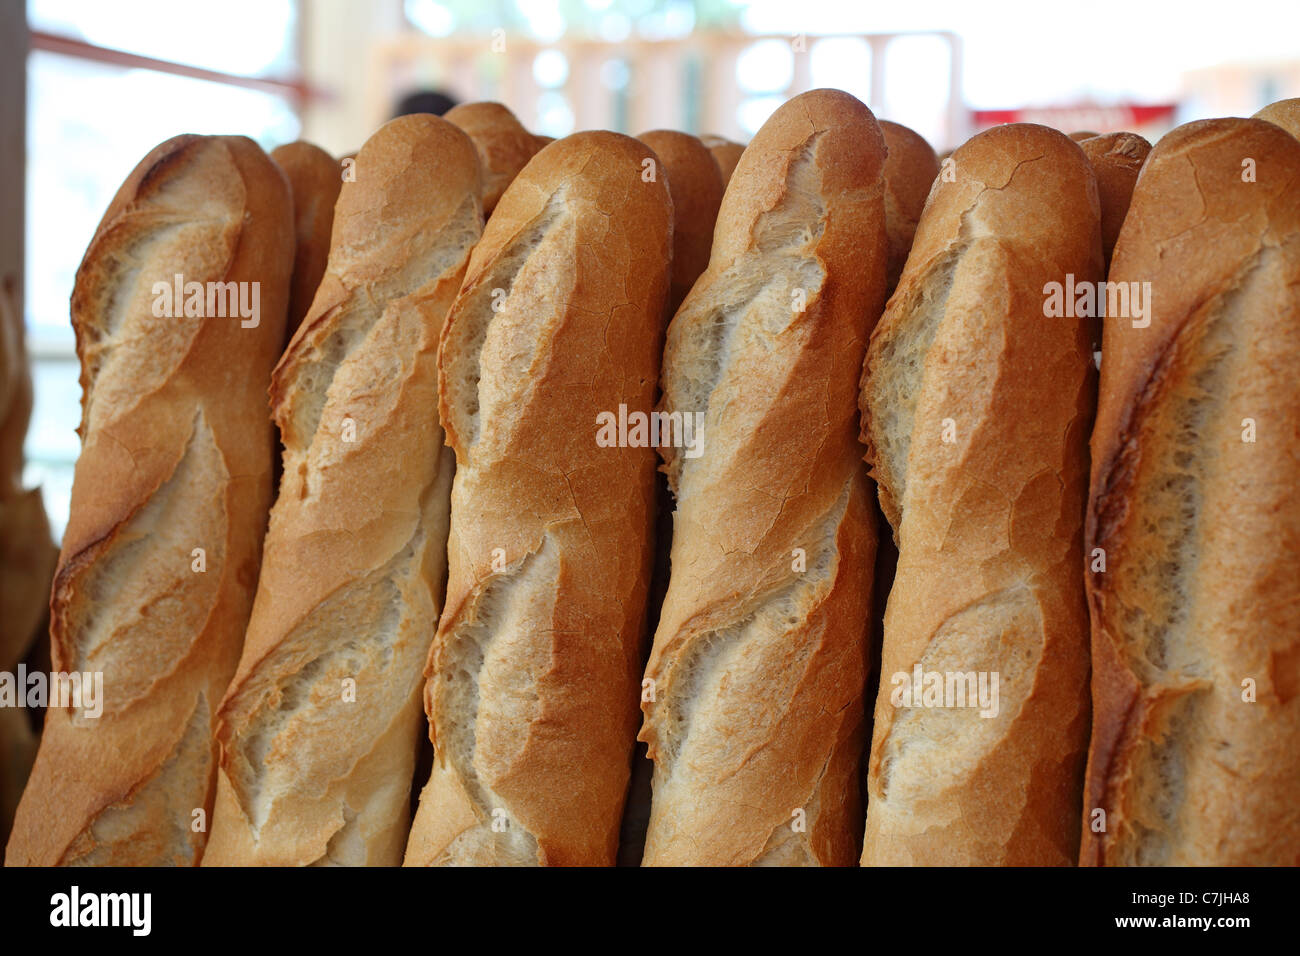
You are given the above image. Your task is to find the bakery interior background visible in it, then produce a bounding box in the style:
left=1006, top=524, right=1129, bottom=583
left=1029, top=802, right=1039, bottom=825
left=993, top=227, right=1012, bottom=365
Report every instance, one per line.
left=10, top=0, right=1300, bottom=537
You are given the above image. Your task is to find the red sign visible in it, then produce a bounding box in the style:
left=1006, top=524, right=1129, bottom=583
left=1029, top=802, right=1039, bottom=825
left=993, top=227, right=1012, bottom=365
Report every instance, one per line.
left=972, top=103, right=1178, bottom=132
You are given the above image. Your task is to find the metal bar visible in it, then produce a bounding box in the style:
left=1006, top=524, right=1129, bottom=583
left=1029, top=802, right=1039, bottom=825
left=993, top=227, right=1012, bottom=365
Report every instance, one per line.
left=28, top=30, right=327, bottom=103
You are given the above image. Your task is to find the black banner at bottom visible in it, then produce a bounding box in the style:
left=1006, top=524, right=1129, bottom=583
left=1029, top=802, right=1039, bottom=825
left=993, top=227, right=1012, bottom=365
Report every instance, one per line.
left=0, top=865, right=1279, bottom=942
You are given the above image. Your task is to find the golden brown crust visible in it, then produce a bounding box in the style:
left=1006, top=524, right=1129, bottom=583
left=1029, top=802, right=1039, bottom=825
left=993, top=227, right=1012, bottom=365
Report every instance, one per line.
left=879, top=120, right=939, bottom=295
left=860, top=123, right=1101, bottom=865
left=445, top=101, right=548, bottom=215
left=1079, top=132, right=1151, bottom=269
left=1082, top=118, right=1300, bottom=866
left=204, top=115, right=481, bottom=866
left=403, top=130, right=671, bottom=866
left=639, top=89, right=888, bottom=866
left=700, top=133, right=745, bottom=188
left=1253, top=97, right=1300, bottom=140
left=0, top=276, right=55, bottom=674
left=270, top=141, right=342, bottom=339
left=0, top=276, right=54, bottom=845
left=638, top=130, right=725, bottom=313
left=5, top=134, right=293, bottom=866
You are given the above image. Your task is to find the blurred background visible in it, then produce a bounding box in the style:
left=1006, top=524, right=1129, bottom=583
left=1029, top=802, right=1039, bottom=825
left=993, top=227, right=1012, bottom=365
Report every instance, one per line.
left=7, top=0, right=1300, bottom=539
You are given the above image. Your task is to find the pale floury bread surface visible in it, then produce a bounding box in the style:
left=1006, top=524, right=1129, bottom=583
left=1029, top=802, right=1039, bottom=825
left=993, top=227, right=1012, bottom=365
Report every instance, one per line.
left=5, top=134, right=293, bottom=866
left=271, top=141, right=342, bottom=339
left=445, top=101, right=549, bottom=215
left=879, top=120, right=939, bottom=296
left=860, top=123, right=1101, bottom=865
left=1081, top=118, right=1300, bottom=866
left=1078, top=132, right=1151, bottom=269
left=639, top=89, right=887, bottom=867
left=638, top=130, right=725, bottom=314
left=203, top=115, right=482, bottom=866
left=403, top=131, right=671, bottom=866
left=1253, top=97, right=1300, bottom=140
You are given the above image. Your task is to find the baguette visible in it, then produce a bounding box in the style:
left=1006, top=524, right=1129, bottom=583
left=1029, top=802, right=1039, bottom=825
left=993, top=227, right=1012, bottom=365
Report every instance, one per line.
left=859, top=123, right=1101, bottom=865
left=630, top=127, right=728, bottom=861
left=0, top=275, right=54, bottom=844
left=638, top=130, right=725, bottom=314
left=445, top=102, right=548, bottom=215
left=0, top=275, right=55, bottom=678
left=270, top=141, right=342, bottom=338
left=5, top=134, right=293, bottom=866
left=1081, top=118, right=1300, bottom=866
left=879, top=120, right=940, bottom=296
left=1078, top=132, right=1151, bottom=269
left=1253, top=97, right=1300, bottom=140
left=700, top=133, right=745, bottom=188
left=639, top=89, right=888, bottom=867
left=403, top=130, right=672, bottom=866
left=203, top=115, right=482, bottom=866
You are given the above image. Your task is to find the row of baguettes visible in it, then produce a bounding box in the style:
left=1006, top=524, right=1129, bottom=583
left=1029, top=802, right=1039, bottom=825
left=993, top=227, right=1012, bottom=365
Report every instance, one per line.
left=5, top=92, right=1299, bottom=866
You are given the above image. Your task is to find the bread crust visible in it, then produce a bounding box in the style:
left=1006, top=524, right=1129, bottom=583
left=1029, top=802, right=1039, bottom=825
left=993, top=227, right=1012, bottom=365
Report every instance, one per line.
left=879, top=120, right=940, bottom=296
left=403, top=130, right=671, bottom=866
left=700, top=133, right=745, bottom=188
left=1078, top=132, right=1151, bottom=269
left=0, top=276, right=54, bottom=845
left=5, top=134, right=293, bottom=866
left=270, top=141, right=342, bottom=339
left=445, top=102, right=548, bottom=215
left=1253, top=97, right=1300, bottom=141
left=639, top=89, right=888, bottom=866
left=860, top=123, right=1101, bottom=865
left=1081, top=118, right=1300, bottom=866
left=204, top=115, right=481, bottom=866
left=638, top=130, right=725, bottom=314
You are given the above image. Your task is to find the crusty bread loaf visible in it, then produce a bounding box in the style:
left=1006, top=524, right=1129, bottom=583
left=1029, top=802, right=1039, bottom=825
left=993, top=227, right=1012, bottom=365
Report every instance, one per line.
left=859, top=123, right=1101, bottom=865
left=203, top=115, right=482, bottom=867
left=879, top=120, right=939, bottom=296
left=403, top=130, right=672, bottom=866
left=0, top=276, right=54, bottom=845
left=445, top=102, right=548, bottom=215
left=1078, top=132, right=1151, bottom=268
left=0, top=275, right=55, bottom=682
left=700, top=133, right=745, bottom=188
left=1253, top=97, right=1300, bottom=140
left=638, top=130, right=725, bottom=314
left=5, top=134, right=293, bottom=866
left=630, top=128, right=728, bottom=864
left=1081, top=118, right=1300, bottom=866
left=639, top=89, right=887, bottom=867
left=270, top=141, right=342, bottom=338
left=1069, top=130, right=1101, bottom=141
left=0, top=709, right=34, bottom=848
